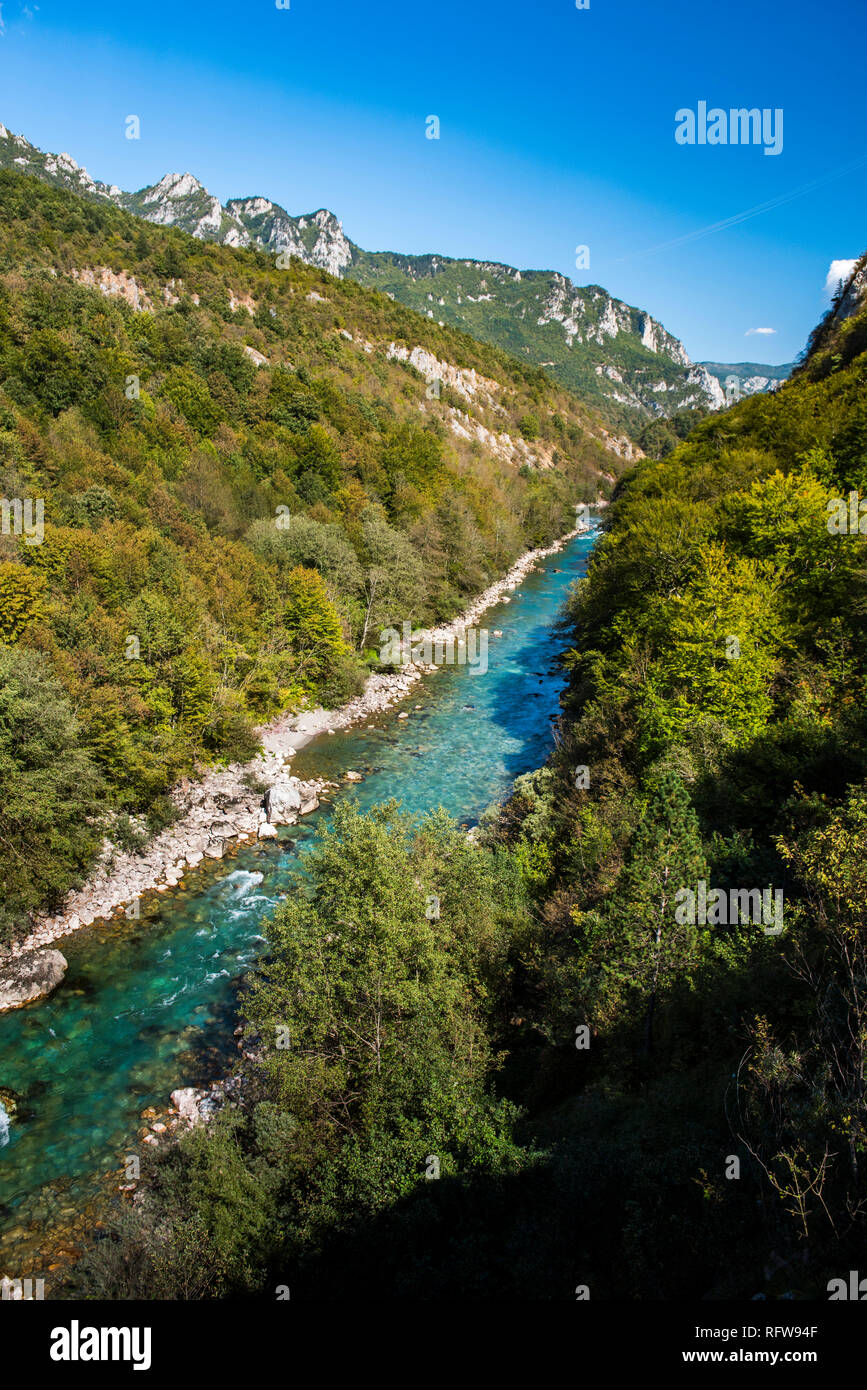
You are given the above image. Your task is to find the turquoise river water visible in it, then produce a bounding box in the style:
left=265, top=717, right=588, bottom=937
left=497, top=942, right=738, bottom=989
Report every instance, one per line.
left=0, top=525, right=598, bottom=1271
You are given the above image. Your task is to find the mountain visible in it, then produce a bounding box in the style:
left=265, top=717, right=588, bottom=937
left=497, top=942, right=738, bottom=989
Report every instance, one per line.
left=0, top=163, right=633, bottom=940
left=0, top=121, right=725, bottom=436
left=699, top=359, right=795, bottom=398
left=61, top=241, right=867, bottom=1304
left=346, top=256, right=725, bottom=431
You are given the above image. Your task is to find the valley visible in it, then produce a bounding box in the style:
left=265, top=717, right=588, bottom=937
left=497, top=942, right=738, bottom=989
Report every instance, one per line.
left=0, top=16, right=865, bottom=1310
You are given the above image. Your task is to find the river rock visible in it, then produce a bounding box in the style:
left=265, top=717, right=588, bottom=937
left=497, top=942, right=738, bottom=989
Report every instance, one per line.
left=300, top=796, right=319, bottom=815
left=0, top=949, right=68, bottom=1012
left=344, top=770, right=363, bottom=782
left=257, top=822, right=278, bottom=840
left=0, top=1086, right=21, bottom=1119
left=170, top=1087, right=207, bottom=1126
left=265, top=780, right=302, bottom=825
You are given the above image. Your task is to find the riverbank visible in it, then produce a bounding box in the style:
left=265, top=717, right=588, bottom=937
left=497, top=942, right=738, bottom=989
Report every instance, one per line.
left=8, top=526, right=588, bottom=959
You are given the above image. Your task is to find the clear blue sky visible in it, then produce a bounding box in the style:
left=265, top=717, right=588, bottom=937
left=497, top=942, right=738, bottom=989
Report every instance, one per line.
left=0, top=0, right=863, bottom=363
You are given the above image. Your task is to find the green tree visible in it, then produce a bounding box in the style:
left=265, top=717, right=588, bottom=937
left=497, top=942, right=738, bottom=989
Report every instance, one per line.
left=638, top=543, right=783, bottom=752
left=243, top=801, right=495, bottom=1147
left=0, top=645, right=104, bottom=941
left=359, top=504, right=426, bottom=647
left=281, top=565, right=348, bottom=688
left=595, top=772, right=708, bottom=1054
left=0, top=561, right=47, bottom=641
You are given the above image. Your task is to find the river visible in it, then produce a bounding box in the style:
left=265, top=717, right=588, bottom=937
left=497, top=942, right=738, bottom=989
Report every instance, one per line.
left=0, top=524, right=598, bottom=1277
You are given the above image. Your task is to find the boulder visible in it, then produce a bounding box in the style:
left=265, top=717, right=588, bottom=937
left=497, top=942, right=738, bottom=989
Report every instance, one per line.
left=170, top=1087, right=207, bottom=1126
left=257, top=822, right=278, bottom=840
left=0, top=949, right=68, bottom=1013
left=299, top=796, right=319, bottom=816
left=208, top=820, right=238, bottom=841
left=265, top=780, right=302, bottom=826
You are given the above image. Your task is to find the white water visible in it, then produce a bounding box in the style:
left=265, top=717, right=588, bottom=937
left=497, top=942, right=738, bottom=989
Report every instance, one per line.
left=0, top=1102, right=10, bottom=1148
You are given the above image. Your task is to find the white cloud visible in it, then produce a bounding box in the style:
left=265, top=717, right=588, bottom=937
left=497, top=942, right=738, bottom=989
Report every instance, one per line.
left=745, top=327, right=776, bottom=336
left=825, top=258, right=857, bottom=299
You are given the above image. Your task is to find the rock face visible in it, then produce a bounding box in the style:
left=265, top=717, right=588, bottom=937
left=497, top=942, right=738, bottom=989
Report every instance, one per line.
left=0, top=949, right=67, bottom=1012
left=699, top=360, right=794, bottom=400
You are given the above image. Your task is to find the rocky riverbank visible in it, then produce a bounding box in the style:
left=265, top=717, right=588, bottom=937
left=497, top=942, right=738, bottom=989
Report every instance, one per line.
left=9, top=527, right=586, bottom=958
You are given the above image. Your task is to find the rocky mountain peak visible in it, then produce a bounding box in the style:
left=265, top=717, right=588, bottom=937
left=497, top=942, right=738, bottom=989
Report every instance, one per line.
left=143, top=171, right=208, bottom=202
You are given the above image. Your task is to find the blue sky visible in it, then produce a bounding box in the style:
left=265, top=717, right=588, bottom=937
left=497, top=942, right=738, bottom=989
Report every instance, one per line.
left=0, top=0, right=863, bottom=363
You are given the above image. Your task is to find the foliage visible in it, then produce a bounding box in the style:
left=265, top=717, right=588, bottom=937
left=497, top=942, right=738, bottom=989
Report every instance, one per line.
left=0, top=167, right=616, bottom=939
left=51, top=174, right=867, bottom=1306
left=0, top=645, right=104, bottom=942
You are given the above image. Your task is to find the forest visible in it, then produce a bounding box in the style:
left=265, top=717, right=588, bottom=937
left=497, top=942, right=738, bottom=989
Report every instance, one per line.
left=57, top=247, right=867, bottom=1300
left=0, top=170, right=618, bottom=945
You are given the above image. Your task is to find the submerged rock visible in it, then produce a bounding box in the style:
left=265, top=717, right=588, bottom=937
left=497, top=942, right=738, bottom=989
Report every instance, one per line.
left=0, top=949, right=68, bottom=1012
left=0, top=1087, right=20, bottom=1118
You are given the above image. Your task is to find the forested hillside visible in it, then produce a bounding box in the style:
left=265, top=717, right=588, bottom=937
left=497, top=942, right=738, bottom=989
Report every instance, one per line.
left=0, top=170, right=622, bottom=944
left=0, top=123, right=728, bottom=436
left=64, top=250, right=867, bottom=1300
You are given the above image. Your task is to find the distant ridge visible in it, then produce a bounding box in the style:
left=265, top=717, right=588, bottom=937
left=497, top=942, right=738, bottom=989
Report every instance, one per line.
left=0, top=119, right=728, bottom=436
